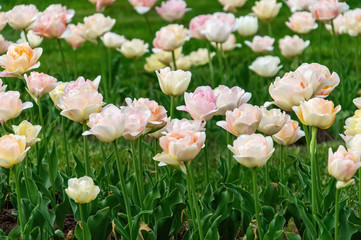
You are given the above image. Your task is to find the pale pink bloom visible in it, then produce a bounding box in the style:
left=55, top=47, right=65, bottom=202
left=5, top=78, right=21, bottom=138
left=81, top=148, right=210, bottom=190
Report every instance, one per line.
left=325, top=14, right=345, bottom=35
left=12, top=120, right=42, bottom=147
left=122, top=105, right=151, bottom=140
left=214, top=85, right=251, bottom=115
left=0, top=42, right=42, bottom=78
left=0, top=134, right=30, bottom=168
left=217, top=104, right=261, bottom=136
left=125, top=98, right=168, bottom=130
left=286, top=0, right=315, bottom=12
left=245, top=35, right=274, bottom=53
left=6, top=4, right=39, bottom=30
left=177, top=86, right=218, bottom=121
left=328, top=146, right=361, bottom=183
left=58, top=90, right=103, bottom=123
left=25, top=72, right=57, bottom=99
left=252, top=0, right=282, bottom=22
left=189, top=15, right=212, bottom=39
left=201, top=12, right=236, bottom=43
left=340, top=9, right=361, bottom=36
left=0, top=35, right=11, bottom=54
left=342, top=134, right=361, bottom=154
left=101, top=32, right=126, bottom=49
left=279, top=35, right=310, bottom=58
left=33, top=4, right=74, bottom=38
left=0, top=91, right=33, bottom=123
left=156, top=0, right=190, bottom=22
left=156, top=67, right=191, bottom=97
left=153, top=24, right=189, bottom=51
left=236, top=15, right=258, bottom=37
left=0, top=12, right=7, bottom=31
left=353, top=98, right=361, bottom=110
left=154, top=130, right=206, bottom=173
left=310, top=0, right=348, bottom=22
left=64, top=76, right=101, bottom=94
left=249, top=55, right=282, bottom=78
left=228, top=133, right=274, bottom=168
left=272, top=120, right=304, bottom=145
left=166, top=118, right=206, bottom=133
left=286, top=11, right=318, bottom=34
left=212, top=34, right=242, bottom=52
left=82, top=13, right=116, bottom=43
left=65, top=24, right=86, bottom=50
left=0, top=79, right=6, bottom=92
left=219, top=0, right=247, bottom=12
left=118, top=38, right=149, bottom=59
left=293, top=98, right=341, bottom=129
left=89, top=0, right=116, bottom=11
left=149, top=117, right=171, bottom=139
left=257, top=107, right=290, bottom=135
left=129, top=0, right=157, bottom=14
left=83, top=104, right=125, bottom=143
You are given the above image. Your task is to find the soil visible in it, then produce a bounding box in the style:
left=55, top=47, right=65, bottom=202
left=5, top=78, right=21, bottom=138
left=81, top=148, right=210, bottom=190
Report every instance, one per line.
left=0, top=199, right=17, bottom=235
left=61, top=214, right=77, bottom=238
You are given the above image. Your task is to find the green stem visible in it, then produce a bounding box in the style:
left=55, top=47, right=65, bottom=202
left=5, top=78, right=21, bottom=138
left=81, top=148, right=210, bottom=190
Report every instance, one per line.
left=137, top=137, right=145, bottom=203
left=170, top=96, right=175, bottom=119
left=12, top=166, right=24, bottom=238
left=264, top=163, right=269, bottom=187
left=331, top=20, right=344, bottom=104
left=101, top=44, right=109, bottom=101
left=74, top=50, right=78, bottom=78
left=56, top=39, right=69, bottom=81
left=153, top=140, right=159, bottom=181
left=359, top=169, right=361, bottom=206
left=62, top=117, right=71, bottom=176
left=22, top=30, right=29, bottom=43
left=172, top=50, right=177, bottom=70
left=303, top=124, right=310, bottom=152
left=310, top=127, right=318, bottom=218
left=144, top=13, right=153, bottom=36
left=267, top=21, right=272, bottom=37
left=130, top=141, right=144, bottom=209
left=252, top=168, right=263, bottom=240
left=79, top=203, right=87, bottom=240
left=113, top=140, right=134, bottom=239
left=280, top=145, right=285, bottom=195
left=185, top=163, right=204, bottom=240
left=21, top=158, right=31, bottom=201
left=356, top=36, right=359, bottom=89
left=226, top=131, right=232, bottom=174
left=334, top=188, right=340, bottom=240
left=108, top=48, right=112, bottom=101
left=205, top=41, right=214, bottom=87
left=204, top=141, right=209, bottom=186
left=83, top=123, right=91, bottom=176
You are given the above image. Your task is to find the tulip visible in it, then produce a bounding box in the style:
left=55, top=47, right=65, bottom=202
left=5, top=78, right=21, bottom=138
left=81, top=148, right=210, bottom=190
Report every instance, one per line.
left=65, top=176, right=100, bottom=204
left=236, top=15, right=258, bottom=37
left=272, top=120, right=304, bottom=145
left=0, top=12, right=6, bottom=32
left=189, top=15, right=212, bottom=39
left=118, top=38, right=149, bottom=59
left=101, top=32, right=126, bottom=49
left=25, top=72, right=58, bottom=99
left=12, top=120, right=42, bottom=147
left=279, top=35, right=310, bottom=58
left=156, top=0, right=190, bottom=22
left=219, top=0, right=247, bottom=12
left=18, top=30, right=43, bottom=48
left=189, top=48, right=215, bottom=66
left=58, top=90, right=103, bottom=123
left=344, top=110, right=361, bottom=136
left=170, top=56, right=192, bottom=70
left=245, top=35, right=274, bottom=53
left=0, top=42, right=42, bottom=78
left=128, top=0, right=157, bottom=14
left=89, top=0, right=116, bottom=11
left=257, top=107, right=290, bottom=135
left=144, top=54, right=167, bottom=72
left=286, top=0, right=314, bottom=12
left=166, top=118, right=206, bottom=133
left=151, top=47, right=182, bottom=65
left=343, top=134, right=361, bottom=154
left=249, top=55, right=282, bottom=78
left=154, top=130, right=206, bottom=173
left=153, top=24, right=189, bottom=51
left=156, top=67, right=191, bottom=97
left=252, top=0, right=282, bottom=22
left=82, top=13, right=116, bottom=43
left=228, top=133, right=274, bottom=168
left=49, top=82, right=67, bottom=109
left=148, top=117, right=171, bottom=139
left=64, top=76, right=101, bottom=94
left=0, top=134, right=30, bottom=168
left=353, top=97, right=361, bottom=109
left=340, top=9, right=361, bottom=36
left=65, top=24, right=86, bottom=50
left=201, top=13, right=236, bottom=43
left=0, top=91, right=33, bottom=123
left=214, top=85, right=251, bottom=115
left=217, top=104, right=261, bottom=136
left=293, top=98, right=341, bottom=129
left=212, top=34, right=242, bottom=52
left=122, top=105, right=151, bottom=140
left=0, top=79, right=6, bottom=92
left=32, top=4, right=74, bottom=38
left=286, top=11, right=318, bottom=34
left=0, top=34, right=11, bottom=55
left=326, top=14, right=346, bottom=35
left=177, top=86, right=218, bottom=121
left=6, top=4, right=39, bottom=30
left=310, top=0, right=347, bottom=23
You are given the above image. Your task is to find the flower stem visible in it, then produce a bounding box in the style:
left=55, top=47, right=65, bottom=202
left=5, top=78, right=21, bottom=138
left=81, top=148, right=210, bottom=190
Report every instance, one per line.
left=21, top=157, right=32, bottom=201
left=252, top=168, right=263, bottom=240
left=107, top=48, right=112, bottom=101
left=331, top=20, right=344, bottom=104
left=205, top=41, right=214, bottom=87
left=144, top=13, right=153, bottom=36
left=172, top=50, right=177, bottom=70
left=334, top=188, right=340, bottom=240
left=170, top=96, right=175, bottom=119
left=62, top=117, right=71, bottom=176
left=137, top=137, right=145, bottom=203
left=83, top=123, right=91, bottom=176
left=226, top=131, right=232, bottom=175
left=204, top=140, right=210, bottom=186
left=356, top=36, right=359, bottom=89
left=57, top=38, right=69, bottom=81
left=267, top=21, right=272, bottom=37
left=12, top=166, right=24, bottom=238
left=280, top=145, right=285, bottom=195
left=79, top=203, right=87, bottom=240
left=74, top=50, right=78, bottom=78
left=130, top=141, right=144, bottom=209
left=359, top=169, right=361, bottom=207
left=310, top=126, right=318, bottom=218
left=22, top=30, right=29, bottom=43
left=113, top=140, right=134, bottom=239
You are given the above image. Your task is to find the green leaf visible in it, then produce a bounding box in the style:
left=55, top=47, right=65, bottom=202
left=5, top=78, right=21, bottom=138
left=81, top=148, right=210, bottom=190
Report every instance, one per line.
left=74, top=221, right=92, bottom=240
left=88, top=207, right=112, bottom=240
left=55, top=198, right=70, bottom=231
left=285, top=232, right=302, bottom=240
left=73, top=154, right=85, bottom=178
left=8, top=226, right=21, bottom=240
left=264, top=214, right=285, bottom=240
left=113, top=218, right=130, bottom=240
left=338, top=208, right=358, bottom=240
left=49, top=143, right=59, bottom=185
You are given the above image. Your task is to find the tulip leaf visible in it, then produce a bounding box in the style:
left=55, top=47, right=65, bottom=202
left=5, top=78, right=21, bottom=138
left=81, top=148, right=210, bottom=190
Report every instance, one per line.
left=75, top=221, right=92, bottom=240
left=88, top=207, right=112, bottom=240
left=73, top=154, right=85, bottom=178
left=285, top=232, right=302, bottom=240
left=338, top=208, right=358, bottom=240
left=8, top=226, right=21, bottom=240
left=264, top=214, right=285, bottom=240
left=55, top=198, right=70, bottom=231
left=113, top=218, right=130, bottom=240
left=314, top=215, right=332, bottom=240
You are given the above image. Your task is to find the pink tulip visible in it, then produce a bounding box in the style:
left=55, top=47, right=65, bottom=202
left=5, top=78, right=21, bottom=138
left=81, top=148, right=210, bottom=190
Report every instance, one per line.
left=201, top=12, right=236, bottom=43
left=177, top=86, right=218, bottom=121
left=0, top=134, right=30, bottom=168
left=82, top=13, right=116, bottom=43
left=89, top=0, right=116, bottom=11
left=286, top=11, right=318, bottom=34
left=166, top=118, right=206, bottom=133
left=0, top=12, right=6, bottom=32
left=65, top=24, right=86, bottom=50
left=64, top=76, right=101, bottom=94
left=272, top=120, right=305, bottom=145
left=0, top=79, right=6, bottom=92
left=0, top=42, right=42, bottom=78
left=245, top=35, right=274, bottom=53
left=83, top=104, right=125, bottom=142
left=340, top=9, right=361, bottom=36
left=310, top=0, right=347, bottom=22
left=257, top=107, right=290, bottom=135
left=33, top=4, right=74, bottom=38
left=0, top=34, right=10, bottom=54
left=279, top=35, right=310, bottom=58
left=153, top=24, right=189, bottom=51
left=325, top=14, right=345, bottom=35
left=217, top=104, right=261, bottom=136
left=0, top=91, right=33, bottom=123
left=214, top=85, right=252, bottom=115
left=6, top=4, right=39, bottom=30
left=129, top=0, right=157, bottom=14
left=156, top=0, right=189, bottom=22
left=24, top=72, right=58, bottom=99
left=189, top=15, right=212, bottom=39
left=122, top=105, right=151, bottom=140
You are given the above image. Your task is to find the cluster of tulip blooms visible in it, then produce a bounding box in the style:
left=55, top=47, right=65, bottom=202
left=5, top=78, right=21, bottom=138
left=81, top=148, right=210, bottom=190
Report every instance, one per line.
left=0, top=0, right=361, bottom=239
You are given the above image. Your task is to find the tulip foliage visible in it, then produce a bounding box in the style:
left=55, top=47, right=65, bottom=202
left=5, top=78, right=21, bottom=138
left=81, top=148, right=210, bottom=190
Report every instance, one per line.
left=1, top=0, right=361, bottom=240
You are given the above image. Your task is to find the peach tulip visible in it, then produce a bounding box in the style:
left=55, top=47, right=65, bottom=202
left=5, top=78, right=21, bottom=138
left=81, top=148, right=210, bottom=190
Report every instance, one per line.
left=64, top=76, right=101, bottom=94
left=293, top=98, right=341, bottom=129
left=33, top=4, right=74, bottom=38
left=65, top=24, right=86, bottom=50
left=89, top=0, right=116, bottom=11
left=310, top=0, right=347, bottom=22
left=101, top=32, right=126, bottom=49
left=272, top=120, right=304, bottom=145
left=0, top=42, right=42, bottom=78
left=341, top=9, right=361, bottom=36
left=177, top=86, right=218, bottom=121
left=153, top=24, right=189, bottom=51
left=249, top=55, right=282, bottom=77
left=12, top=120, right=42, bottom=147
left=25, top=72, right=57, bottom=99
left=0, top=91, right=33, bottom=123
left=252, top=0, right=282, bottom=22
left=325, top=14, right=345, bottom=35
left=257, top=107, right=290, bottom=135
left=129, top=0, right=157, bottom=14
left=6, top=4, right=39, bottom=30
left=118, top=38, right=149, bottom=59
left=245, top=35, right=274, bottom=53
left=219, top=0, right=247, bottom=12
left=286, top=0, right=314, bottom=12
left=279, top=35, right=310, bottom=58
left=286, top=11, right=318, bottom=34
left=65, top=176, right=100, bottom=204
left=344, top=110, right=361, bottom=136
left=201, top=13, right=236, bottom=43
left=122, top=105, right=151, bottom=140
left=236, top=15, right=258, bottom=37
left=156, top=0, right=190, bottom=22
left=166, top=118, right=206, bottom=133
left=0, top=134, right=30, bottom=168
left=0, top=12, right=7, bottom=31
left=156, top=67, right=191, bottom=97
left=82, top=13, right=116, bottom=43
left=0, top=35, right=11, bottom=54
left=228, top=133, right=274, bottom=168
left=214, top=85, right=251, bottom=115
left=189, top=15, right=212, bottom=39
left=217, top=104, right=261, bottom=136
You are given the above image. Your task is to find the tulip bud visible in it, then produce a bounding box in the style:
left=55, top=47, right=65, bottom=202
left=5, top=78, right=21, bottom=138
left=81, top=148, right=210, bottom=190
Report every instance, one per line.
left=236, top=15, right=258, bottom=37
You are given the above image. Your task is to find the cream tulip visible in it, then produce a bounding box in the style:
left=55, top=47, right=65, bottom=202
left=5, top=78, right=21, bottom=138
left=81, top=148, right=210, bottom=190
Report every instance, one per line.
left=12, top=120, right=41, bottom=147
left=0, top=91, right=33, bottom=123
left=252, top=0, right=282, bottom=22
left=279, top=35, right=310, bottom=58
left=49, top=82, right=67, bottom=109
left=245, top=35, right=274, bottom=53
left=0, top=134, right=30, bottom=168
left=257, top=107, right=290, bottom=135
left=118, top=38, right=148, bottom=59
left=101, top=32, right=126, bottom=49
left=249, top=55, right=282, bottom=78
left=82, top=13, right=116, bottom=43
left=6, top=4, right=39, bottom=30
left=219, top=0, right=247, bottom=12
left=236, top=15, right=258, bottom=37
left=344, top=110, right=361, bottom=136
left=65, top=176, right=100, bottom=204
left=156, top=67, right=191, bottom=97
left=214, top=85, right=251, bottom=115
